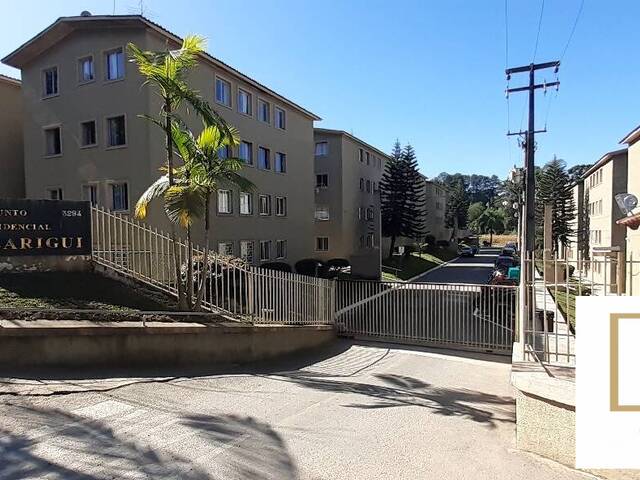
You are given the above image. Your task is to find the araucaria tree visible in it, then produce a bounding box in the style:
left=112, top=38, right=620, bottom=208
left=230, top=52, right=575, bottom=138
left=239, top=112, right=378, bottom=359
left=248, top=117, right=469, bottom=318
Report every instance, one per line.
left=380, top=141, right=426, bottom=258
left=535, top=156, right=576, bottom=253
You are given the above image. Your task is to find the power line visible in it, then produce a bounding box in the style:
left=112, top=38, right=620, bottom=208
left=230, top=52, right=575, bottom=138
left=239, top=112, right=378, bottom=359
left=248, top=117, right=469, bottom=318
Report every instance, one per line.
left=560, top=0, right=585, bottom=62
left=531, top=0, right=545, bottom=62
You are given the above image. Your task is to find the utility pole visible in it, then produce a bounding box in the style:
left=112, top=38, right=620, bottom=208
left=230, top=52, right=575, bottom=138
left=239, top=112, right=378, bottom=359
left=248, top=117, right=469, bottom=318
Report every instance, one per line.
left=505, top=61, right=560, bottom=351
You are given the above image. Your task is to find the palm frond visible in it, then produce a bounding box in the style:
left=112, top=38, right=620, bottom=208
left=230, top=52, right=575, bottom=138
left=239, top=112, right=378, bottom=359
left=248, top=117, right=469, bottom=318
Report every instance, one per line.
left=135, top=175, right=170, bottom=219
left=164, top=184, right=206, bottom=228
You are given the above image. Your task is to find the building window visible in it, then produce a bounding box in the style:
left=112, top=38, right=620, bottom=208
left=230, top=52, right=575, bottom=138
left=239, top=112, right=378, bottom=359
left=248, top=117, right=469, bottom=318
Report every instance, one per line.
left=43, top=67, right=58, bottom=97
left=366, top=207, right=374, bottom=220
left=240, top=240, right=254, bottom=263
left=366, top=233, right=375, bottom=248
left=316, top=237, right=329, bottom=252
left=359, top=149, right=364, bottom=162
left=275, top=107, right=286, bottom=129
left=215, top=77, right=231, bottom=107
left=105, top=48, right=125, bottom=81
left=47, top=187, right=63, bottom=200
left=275, top=196, right=287, bottom=216
left=239, top=192, right=253, bottom=215
left=111, top=183, right=128, bottom=211
left=276, top=240, right=287, bottom=259
left=315, top=142, right=329, bottom=156
left=359, top=178, right=364, bottom=191
left=359, top=235, right=365, bottom=248
left=358, top=207, right=363, bottom=220
left=218, top=145, right=231, bottom=159
left=78, top=56, right=94, bottom=83
left=275, top=152, right=286, bottom=173
left=260, top=240, right=271, bottom=261
left=259, top=194, right=271, bottom=215
left=258, top=147, right=271, bottom=170
left=316, top=174, right=328, bottom=188
left=366, top=180, right=371, bottom=193
left=366, top=152, right=370, bottom=165
left=238, top=88, right=252, bottom=115
left=106, top=115, right=126, bottom=147
left=80, top=121, right=97, bottom=147
left=82, top=184, right=98, bottom=206
left=315, top=206, right=329, bottom=221
left=258, top=99, right=270, bottom=123
left=44, top=126, right=62, bottom=156
left=373, top=181, right=377, bottom=192
left=239, top=141, right=253, bottom=165
left=218, top=242, right=234, bottom=256
left=217, top=190, right=232, bottom=214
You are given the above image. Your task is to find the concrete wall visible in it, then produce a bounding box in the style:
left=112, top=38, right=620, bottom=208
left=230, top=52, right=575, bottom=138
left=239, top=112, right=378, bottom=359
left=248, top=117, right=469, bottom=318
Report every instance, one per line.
left=0, top=76, right=24, bottom=198
left=626, top=141, right=640, bottom=296
left=0, top=255, right=91, bottom=273
left=0, top=322, right=336, bottom=369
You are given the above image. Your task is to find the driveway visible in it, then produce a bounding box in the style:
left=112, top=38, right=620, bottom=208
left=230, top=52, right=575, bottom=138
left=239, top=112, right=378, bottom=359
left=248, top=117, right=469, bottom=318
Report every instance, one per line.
left=0, top=341, right=589, bottom=480
left=414, top=248, right=501, bottom=284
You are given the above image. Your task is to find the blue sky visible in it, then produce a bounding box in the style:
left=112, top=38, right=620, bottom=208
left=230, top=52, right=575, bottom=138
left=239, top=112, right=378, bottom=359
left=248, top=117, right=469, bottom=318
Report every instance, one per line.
left=2, top=1, right=639, bottom=179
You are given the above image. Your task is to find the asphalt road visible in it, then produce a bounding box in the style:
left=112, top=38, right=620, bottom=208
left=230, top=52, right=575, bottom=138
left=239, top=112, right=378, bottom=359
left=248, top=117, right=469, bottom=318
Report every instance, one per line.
left=0, top=341, right=591, bottom=480
left=414, top=248, right=502, bottom=284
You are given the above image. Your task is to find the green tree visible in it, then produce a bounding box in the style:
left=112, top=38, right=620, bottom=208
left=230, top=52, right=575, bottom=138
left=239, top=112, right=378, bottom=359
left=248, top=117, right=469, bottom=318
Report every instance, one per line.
left=536, top=156, right=576, bottom=253
left=467, top=202, right=486, bottom=227
left=445, top=178, right=470, bottom=240
left=380, top=142, right=426, bottom=257
left=568, top=164, right=592, bottom=183
left=473, top=208, right=505, bottom=246
left=128, top=35, right=231, bottom=308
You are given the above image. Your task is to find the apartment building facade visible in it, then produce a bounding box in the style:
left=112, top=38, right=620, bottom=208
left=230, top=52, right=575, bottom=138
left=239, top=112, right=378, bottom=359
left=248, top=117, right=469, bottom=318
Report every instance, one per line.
left=2, top=14, right=320, bottom=268
left=0, top=74, right=24, bottom=198
left=313, top=129, right=387, bottom=279
left=620, top=125, right=640, bottom=295
left=568, top=149, right=628, bottom=292
left=423, top=179, right=450, bottom=242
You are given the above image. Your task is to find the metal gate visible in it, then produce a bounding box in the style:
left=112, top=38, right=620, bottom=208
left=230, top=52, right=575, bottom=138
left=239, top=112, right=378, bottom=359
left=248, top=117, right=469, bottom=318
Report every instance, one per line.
left=335, top=281, right=517, bottom=354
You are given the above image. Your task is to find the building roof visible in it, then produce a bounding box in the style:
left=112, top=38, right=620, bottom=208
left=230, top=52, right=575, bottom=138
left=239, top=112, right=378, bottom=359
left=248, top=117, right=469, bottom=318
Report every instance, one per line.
left=1, top=14, right=320, bottom=120
left=314, top=128, right=392, bottom=160
left=580, top=148, right=627, bottom=180
left=620, top=123, right=640, bottom=146
left=0, top=73, right=21, bottom=87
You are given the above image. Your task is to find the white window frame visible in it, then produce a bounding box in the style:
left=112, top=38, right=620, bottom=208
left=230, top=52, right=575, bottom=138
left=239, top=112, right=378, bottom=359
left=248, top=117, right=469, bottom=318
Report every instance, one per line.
left=237, top=88, right=252, bottom=116
left=82, top=182, right=99, bottom=207
left=315, top=206, right=330, bottom=221
left=275, top=106, right=286, bottom=130
left=316, top=173, right=329, bottom=188
left=42, top=66, right=59, bottom=98
left=315, top=142, right=329, bottom=156
left=46, top=186, right=63, bottom=200
left=109, top=181, right=129, bottom=212
left=315, top=236, right=329, bottom=252
left=258, top=146, right=271, bottom=170
left=259, top=194, right=271, bottom=216
left=77, top=55, right=95, bottom=84
left=239, top=141, right=253, bottom=166
left=275, top=196, right=287, bottom=216
left=104, top=47, right=125, bottom=82
left=218, top=241, right=234, bottom=256
left=258, top=98, right=271, bottom=124
left=275, top=152, right=286, bottom=173
left=217, top=189, right=232, bottom=214
left=215, top=75, right=232, bottom=108
left=240, top=240, right=254, bottom=263
left=239, top=191, right=253, bottom=215
left=259, top=240, right=271, bottom=261
left=43, top=124, right=62, bottom=157
left=80, top=119, right=98, bottom=148
left=105, top=114, right=127, bottom=149
left=276, top=239, right=287, bottom=259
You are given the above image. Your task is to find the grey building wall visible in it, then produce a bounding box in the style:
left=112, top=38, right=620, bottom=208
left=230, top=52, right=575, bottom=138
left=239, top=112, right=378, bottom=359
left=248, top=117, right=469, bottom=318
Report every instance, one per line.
left=0, top=75, right=24, bottom=198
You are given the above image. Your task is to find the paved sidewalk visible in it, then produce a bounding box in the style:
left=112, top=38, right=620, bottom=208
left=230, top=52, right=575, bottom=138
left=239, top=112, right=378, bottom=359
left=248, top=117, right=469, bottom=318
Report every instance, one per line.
left=0, top=341, right=593, bottom=480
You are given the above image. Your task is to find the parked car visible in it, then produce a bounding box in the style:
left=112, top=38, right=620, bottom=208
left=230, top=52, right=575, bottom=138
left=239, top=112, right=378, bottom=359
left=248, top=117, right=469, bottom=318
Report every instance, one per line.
left=458, top=244, right=475, bottom=257
left=500, top=247, right=516, bottom=257
left=494, top=255, right=518, bottom=274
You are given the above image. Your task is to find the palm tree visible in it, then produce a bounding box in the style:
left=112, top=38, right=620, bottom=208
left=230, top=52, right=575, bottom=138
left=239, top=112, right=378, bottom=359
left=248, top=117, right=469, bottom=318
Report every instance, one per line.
left=128, top=35, right=232, bottom=308
left=474, top=208, right=505, bottom=246
left=135, top=122, right=254, bottom=310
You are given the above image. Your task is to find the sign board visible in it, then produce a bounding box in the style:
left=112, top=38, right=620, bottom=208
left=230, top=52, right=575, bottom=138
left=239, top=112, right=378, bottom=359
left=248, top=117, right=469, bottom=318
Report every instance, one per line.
left=0, top=199, right=92, bottom=256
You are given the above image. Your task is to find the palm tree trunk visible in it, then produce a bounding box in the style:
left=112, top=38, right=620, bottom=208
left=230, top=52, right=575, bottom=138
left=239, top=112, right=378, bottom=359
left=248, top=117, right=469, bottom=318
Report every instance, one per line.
left=164, top=97, right=187, bottom=310
left=489, top=230, right=493, bottom=246
left=195, top=194, right=210, bottom=310
left=186, top=225, right=194, bottom=311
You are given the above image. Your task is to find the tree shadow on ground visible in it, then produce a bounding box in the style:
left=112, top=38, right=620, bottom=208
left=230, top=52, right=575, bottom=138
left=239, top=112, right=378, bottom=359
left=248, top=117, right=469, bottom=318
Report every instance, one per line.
left=0, top=403, right=299, bottom=480
left=264, top=372, right=514, bottom=428
left=182, top=414, right=299, bottom=480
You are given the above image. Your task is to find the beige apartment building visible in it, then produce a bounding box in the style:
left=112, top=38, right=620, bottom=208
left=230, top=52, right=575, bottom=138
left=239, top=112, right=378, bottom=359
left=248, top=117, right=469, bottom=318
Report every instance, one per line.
left=0, top=74, right=24, bottom=198
left=313, top=129, right=388, bottom=279
left=568, top=149, right=628, bottom=292
left=620, top=125, right=640, bottom=295
left=2, top=14, right=320, bottom=268
left=423, top=179, right=450, bottom=242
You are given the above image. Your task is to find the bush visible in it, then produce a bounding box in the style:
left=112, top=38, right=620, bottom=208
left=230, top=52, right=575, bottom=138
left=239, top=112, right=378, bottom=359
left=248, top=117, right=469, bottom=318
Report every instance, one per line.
left=295, top=258, right=325, bottom=277
left=424, top=234, right=436, bottom=247
left=261, top=262, right=292, bottom=273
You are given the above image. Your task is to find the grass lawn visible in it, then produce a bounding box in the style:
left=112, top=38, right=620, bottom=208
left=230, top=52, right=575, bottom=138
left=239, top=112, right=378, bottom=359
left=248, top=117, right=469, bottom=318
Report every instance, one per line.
left=479, top=233, right=517, bottom=247
left=0, top=272, right=175, bottom=311
left=382, top=248, right=458, bottom=281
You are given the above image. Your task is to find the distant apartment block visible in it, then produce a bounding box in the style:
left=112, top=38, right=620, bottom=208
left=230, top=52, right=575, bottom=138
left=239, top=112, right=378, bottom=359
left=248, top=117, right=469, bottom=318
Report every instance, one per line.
left=568, top=149, right=628, bottom=292
left=620, top=125, right=640, bottom=295
left=0, top=74, right=24, bottom=198
left=2, top=14, right=320, bottom=268
left=313, top=129, right=388, bottom=279
left=423, top=179, right=451, bottom=242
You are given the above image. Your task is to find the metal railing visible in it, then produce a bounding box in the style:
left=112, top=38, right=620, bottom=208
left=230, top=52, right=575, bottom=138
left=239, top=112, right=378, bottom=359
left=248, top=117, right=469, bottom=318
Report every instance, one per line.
left=335, top=280, right=516, bottom=354
left=520, top=250, right=640, bottom=365
left=91, top=206, right=334, bottom=325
